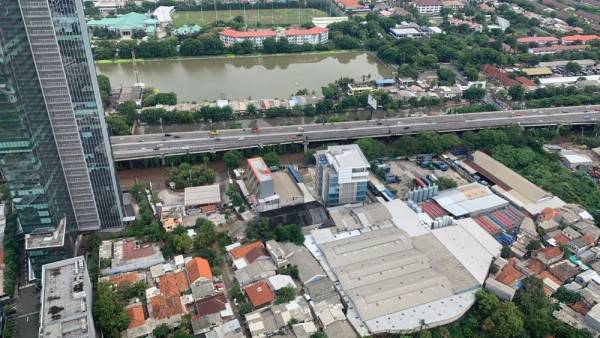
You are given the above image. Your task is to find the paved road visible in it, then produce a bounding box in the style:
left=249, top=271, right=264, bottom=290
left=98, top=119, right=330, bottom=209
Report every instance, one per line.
left=111, top=105, right=600, bottom=161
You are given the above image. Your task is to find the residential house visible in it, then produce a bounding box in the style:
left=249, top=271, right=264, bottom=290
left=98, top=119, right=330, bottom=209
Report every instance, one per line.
left=192, top=294, right=234, bottom=334
left=569, top=235, right=596, bottom=256
left=534, top=247, right=563, bottom=266
left=187, top=257, right=214, bottom=300
left=244, top=281, right=275, bottom=310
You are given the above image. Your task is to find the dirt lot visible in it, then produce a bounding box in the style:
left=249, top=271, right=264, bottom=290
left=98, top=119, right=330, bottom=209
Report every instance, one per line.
left=386, top=159, right=469, bottom=198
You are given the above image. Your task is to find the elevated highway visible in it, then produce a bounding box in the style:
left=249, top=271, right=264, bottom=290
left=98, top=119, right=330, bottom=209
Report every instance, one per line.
left=110, top=105, right=600, bottom=161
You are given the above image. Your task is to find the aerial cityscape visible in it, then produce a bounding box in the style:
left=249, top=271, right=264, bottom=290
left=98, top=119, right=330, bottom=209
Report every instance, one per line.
left=1, top=0, right=600, bottom=337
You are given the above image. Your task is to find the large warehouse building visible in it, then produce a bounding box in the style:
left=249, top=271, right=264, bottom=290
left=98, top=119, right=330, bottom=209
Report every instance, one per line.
left=307, top=200, right=498, bottom=335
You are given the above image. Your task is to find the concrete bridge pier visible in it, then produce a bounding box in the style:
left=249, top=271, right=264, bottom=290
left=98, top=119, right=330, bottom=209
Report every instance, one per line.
left=303, top=140, right=309, bottom=152
left=160, top=154, right=166, bottom=166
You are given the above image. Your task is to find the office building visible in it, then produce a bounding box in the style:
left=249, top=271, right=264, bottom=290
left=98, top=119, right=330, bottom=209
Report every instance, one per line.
left=0, top=0, right=123, bottom=276
left=315, top=144, right=369, bottom=205
left=39, top=256, right=95, bottom=338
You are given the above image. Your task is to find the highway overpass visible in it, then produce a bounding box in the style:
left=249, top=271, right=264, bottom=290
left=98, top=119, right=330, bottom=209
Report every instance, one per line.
left=110, top=105, right=600, bottom=162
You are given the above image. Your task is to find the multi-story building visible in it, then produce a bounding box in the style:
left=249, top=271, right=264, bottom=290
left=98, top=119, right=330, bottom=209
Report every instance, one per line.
left=39, top=256, right=95, bottom=338
left=219, top=27, right=328, bottom=47
left=412, top=0, right=443, bottom=15
left=315, top=144, right=370, bottom=206
left=0, top=0, right=123, bottom=277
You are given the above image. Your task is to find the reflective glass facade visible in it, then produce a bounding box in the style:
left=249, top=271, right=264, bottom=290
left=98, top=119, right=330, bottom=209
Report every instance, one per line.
left=0, top=0, right=122, bottom=274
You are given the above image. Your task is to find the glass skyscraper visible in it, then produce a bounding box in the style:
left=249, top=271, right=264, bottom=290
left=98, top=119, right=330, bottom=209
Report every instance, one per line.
left=0, top=0, right=123, bottom=276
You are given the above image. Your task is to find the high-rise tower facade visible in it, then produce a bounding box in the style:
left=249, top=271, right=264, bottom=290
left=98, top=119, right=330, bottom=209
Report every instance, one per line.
left=0, top=0, right=123, bottom=276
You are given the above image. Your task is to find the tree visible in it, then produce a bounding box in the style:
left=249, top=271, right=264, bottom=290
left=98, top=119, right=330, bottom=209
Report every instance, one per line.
left=106, top=115, right=131, bottom=136
left=310, top=332, right=328, bottom=338
left=500, top=246, right=512, bottom=258
left=508, top=85, right=525, bottom=101
left=437, top=68, right=456, bottom=85
left=356, top=138, right=386, bottom=160
left=565, top=61, right=582, bottom=74
left=166, top=163, right=215, bottom=189
left=97, top=74, right=111, bottom=108
left=436, top=177, right=457, bottom=190
left=463, top=86, right=486, bottom=102
left=398, top=64, right=419, bottom=80
left=262, top=152, right=280, bottom=167
left=526, top=240, right=541, bottom=251
left=94, top=281, right=130, bottom=338
left=153, top=324, right=171, bottom=338
left=247, top=103, right=258, bottom=116
left=262, top=37, right=278, bottom=54
left=223, top=150, right=244, bottom=168
left=275, top=286, right=296, bottom=304
left=553, top=287, right=582, bottom=305
left=464, top=65, right=480, bottom=81
left=117, top=100, right=138, bottom=124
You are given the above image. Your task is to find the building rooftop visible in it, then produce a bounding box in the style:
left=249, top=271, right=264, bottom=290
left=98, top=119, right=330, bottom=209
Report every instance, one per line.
left=87, top=12, right=158, bottom=30
left=247, top=157, right=272, bottom=183
left=433, top=182, right=509, bottom=217
left=186, top=257, right=213, bottom=283
left=323, top=144, right=370, bottom=170
left=229, top=241, right=267, bottom=262
left=317, top=225, right=485, bottom=332
left=159, top=271, right=190, bottom=297
left=517, top=36, right=559, bottom=44
left=127, top=304, right=146, bottom=329
left=562, top=34, right=599, bottom=43
left=184, top=184, right=221, bottom=207
left=195, top=294, right=228, bottom=317
left=522, top=67, right=553, bottom=76
left=465, top=151, right=564, bottom=215
left=244, top=281, right=275, bottom=308
left=149, top=293, right=186, bottom=320
left=39, top=256, right=95, bottom=338
left=25, top=217, right=66, bottom=250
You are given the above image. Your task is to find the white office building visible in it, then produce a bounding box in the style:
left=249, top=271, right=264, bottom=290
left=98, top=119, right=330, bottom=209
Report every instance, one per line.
left=314, top=144, right=370, bottom=206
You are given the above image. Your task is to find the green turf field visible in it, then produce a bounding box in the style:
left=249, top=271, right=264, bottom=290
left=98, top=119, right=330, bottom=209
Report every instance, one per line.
left=173, top=8, right=327, bottom=27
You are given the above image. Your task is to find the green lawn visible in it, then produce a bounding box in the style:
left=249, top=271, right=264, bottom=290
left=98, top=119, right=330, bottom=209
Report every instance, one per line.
left=173, top=8, right=327, bottom=27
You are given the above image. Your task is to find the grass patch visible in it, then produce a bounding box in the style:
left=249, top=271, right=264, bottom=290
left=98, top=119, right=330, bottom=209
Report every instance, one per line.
left=173, top=8, right=326, bottom=27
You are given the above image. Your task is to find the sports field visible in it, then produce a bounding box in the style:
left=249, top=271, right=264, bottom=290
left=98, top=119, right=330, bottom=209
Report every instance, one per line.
left=173, top=8, right=327, bottom=27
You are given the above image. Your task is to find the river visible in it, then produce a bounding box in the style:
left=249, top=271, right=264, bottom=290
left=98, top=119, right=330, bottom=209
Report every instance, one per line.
left=96, top=51, right=394, bottom=102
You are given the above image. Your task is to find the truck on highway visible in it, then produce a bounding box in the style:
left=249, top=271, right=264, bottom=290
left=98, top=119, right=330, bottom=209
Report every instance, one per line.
left=209, top=130, right=220, bottom=138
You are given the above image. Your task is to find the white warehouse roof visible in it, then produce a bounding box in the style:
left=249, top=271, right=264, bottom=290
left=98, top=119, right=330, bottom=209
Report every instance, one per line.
left=433, top=183, right=509, bottom=217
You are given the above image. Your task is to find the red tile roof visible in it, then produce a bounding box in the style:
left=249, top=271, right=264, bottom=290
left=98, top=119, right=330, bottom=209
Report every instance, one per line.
left=110, top=272, right=141, bottom=286
left=244, top=281, right=275, bottom=308
left=516, top=76, right=536, bottom=87
left=562, top=34, right=599, bottom=43
left=195, top=294, right=227, bottom=317
left=496, top=260, right=524, bottom=286
left=122, top=240, right=155, bottom=261
left=336, top=0, right=363, bottom=9
left=413, top=0, right=443, bottom=6
left=229, top=241, right=265, bottom=261
left=159, top=271, right=190, bottom=297
left=541, top=207, right=560, bottom=221
left=481, top=64, right=520, bottom=87
left=219, top=29, right=277, bottom=38
left=527, top=259, right=546, bottom=274
left=529, top=45, right=588, bottom=53
left=570, top=301, right=591, bottom=315
left=186, top=257, right=213, bottom=283
left=580, top=234, right=596, bottom=246
left=127, top=304, right=146, bottom=329
left=553, top=233, right=571, bottom=246
left=150, top=294, right=185, bottom=319
left=285, top=27, right=328, bottom=36
left=536, top=270, right=562, bottom=286
left=517, top=36, right=559, bottom=44
left=537, top=247, right=563, bottom=261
